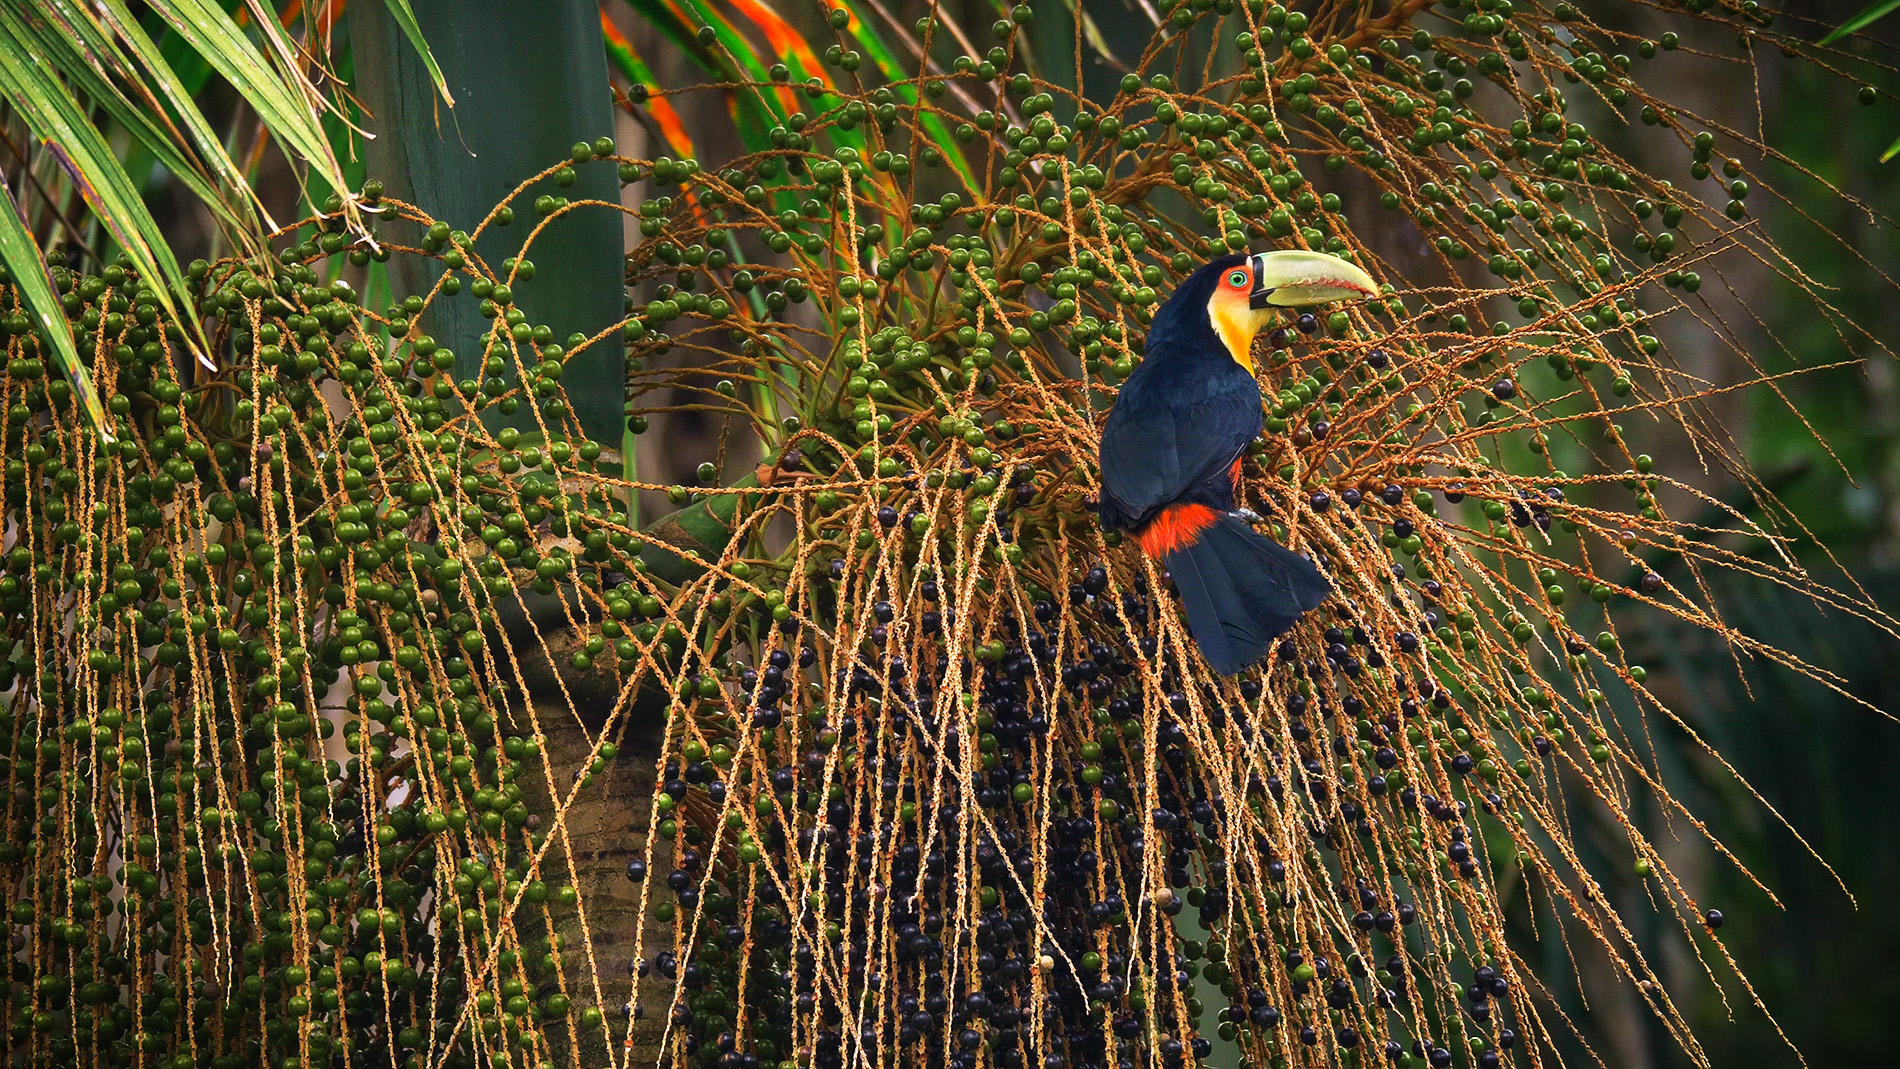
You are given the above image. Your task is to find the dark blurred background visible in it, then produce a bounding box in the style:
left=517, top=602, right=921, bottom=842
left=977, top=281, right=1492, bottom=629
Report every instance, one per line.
left=1506, top=7, right=1900, bottom=1068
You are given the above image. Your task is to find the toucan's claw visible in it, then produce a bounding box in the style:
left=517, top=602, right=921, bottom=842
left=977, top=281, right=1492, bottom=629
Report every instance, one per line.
left=1231, top=508, right=1263, bottom=523
left=1248, top=249, right=1379, bottom=309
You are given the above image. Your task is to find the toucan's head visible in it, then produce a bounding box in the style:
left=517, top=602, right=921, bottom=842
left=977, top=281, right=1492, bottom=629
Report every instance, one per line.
left=1152, top=250, right=1379, bottom=372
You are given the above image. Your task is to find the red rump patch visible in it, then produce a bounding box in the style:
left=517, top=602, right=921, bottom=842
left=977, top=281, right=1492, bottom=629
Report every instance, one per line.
left=1229, top=456, right=1244, bottom=488
left=1135, top=503, right=1220, bottom=558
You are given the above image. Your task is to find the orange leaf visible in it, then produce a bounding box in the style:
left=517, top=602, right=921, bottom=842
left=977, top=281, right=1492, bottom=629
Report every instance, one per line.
left=725, top=0, right=832, bottom=89
left=601, top=12, right=696, bottom=159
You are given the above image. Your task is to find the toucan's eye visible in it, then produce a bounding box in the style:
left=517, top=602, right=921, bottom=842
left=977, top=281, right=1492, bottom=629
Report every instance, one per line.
left=1227, top=270, right=1248, bottom=288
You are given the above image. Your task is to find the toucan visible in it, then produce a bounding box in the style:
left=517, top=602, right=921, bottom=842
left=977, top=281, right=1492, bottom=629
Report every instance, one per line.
left=1098, top=250, right=1378, bottom=674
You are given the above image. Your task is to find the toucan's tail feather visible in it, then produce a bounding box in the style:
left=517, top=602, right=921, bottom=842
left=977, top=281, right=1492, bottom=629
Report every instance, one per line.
left=1161, top=514, right=1329, bottom=674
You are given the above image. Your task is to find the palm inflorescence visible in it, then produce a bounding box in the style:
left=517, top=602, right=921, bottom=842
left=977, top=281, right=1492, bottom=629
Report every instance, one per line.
left=0, top=3, right=1893, bottom=1069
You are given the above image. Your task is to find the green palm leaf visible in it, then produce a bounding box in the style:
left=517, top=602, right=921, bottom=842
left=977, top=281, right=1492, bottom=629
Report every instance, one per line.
left=1820, top=0, right=1900, bottom=45
left=35, top=0, right=263, bottom=230
left=0, top=16, right=201, bottom=372
left=136, top=0, right=350, bottom=193
left=0, top=0, right=451, bottom=436
left=379, top=0, right=454, bottom=106
left=832, top=0, right=980, bottom=191
left=0, top=181, right=111, bottom=440
left=1, top=2, right=247, bottom=369
left=619, top=0, right=790, bottom=160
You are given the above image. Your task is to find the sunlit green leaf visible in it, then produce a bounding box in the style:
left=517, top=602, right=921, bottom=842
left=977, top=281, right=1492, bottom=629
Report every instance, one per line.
left=0, top=181, right=111, bottom=440
left=136, top=0, right=350, bottom=198
left=7, top=2, right=260, bottom=241
left=1820, top=0, right=1900, bottom=45
left=380, top=0, right=454, bottom=106
left=0, top=14, right=206, bottom=366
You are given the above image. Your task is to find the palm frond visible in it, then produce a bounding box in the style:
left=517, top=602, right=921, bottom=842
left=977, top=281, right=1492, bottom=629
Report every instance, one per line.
left=0, top=178, right=109, bottom=437
left=0, top=0, right=449, bottom=434
left=0, top=11, right=202, bottom=385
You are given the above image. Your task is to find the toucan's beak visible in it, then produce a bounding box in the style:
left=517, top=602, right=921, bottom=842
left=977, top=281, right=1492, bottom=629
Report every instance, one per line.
left=1248, top=249, right=1379, bottom=309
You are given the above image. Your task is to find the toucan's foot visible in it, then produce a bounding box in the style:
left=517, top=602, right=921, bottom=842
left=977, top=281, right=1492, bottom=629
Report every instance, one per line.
left=1231, top=508, right=1263, bottom=524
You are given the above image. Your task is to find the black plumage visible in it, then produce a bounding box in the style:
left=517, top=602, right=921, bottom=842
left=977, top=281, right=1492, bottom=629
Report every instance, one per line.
left=1098, top=254, right=1329, bottom=674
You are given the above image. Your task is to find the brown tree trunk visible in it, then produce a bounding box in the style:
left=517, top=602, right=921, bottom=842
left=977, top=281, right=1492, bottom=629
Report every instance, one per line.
left=507, top=629, right=673, bottom=1068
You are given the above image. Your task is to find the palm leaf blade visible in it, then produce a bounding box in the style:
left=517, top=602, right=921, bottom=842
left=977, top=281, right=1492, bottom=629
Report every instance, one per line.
left=9, top=2, right=260, bottom=243
left=379, top=0, right=454, bottom=105
left=601, top=11, right=696, bottom=157
left=618, top=0, right=790, bottom=158
left=0, top=181, right=111, bottom=439
left=1820, top=0, right=1900, bottom=44
left=0, top=17, right=208, bottom=368
left=135, top=0, right=347, bottom=194
left=78, top=0, right=277, bottom=230
left=834, top=0, right=979, bottom=191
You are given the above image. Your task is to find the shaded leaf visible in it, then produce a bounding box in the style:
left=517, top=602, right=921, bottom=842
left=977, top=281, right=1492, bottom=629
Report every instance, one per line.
left=1064, top=0, right=1130, bottom=72
left=637, top=471, right=761, bottom=588
left=351, top=0, right=625, bottom=446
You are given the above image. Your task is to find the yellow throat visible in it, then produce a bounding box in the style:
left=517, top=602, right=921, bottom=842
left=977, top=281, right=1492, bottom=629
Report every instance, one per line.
left=1209, top=300, right=1272, bottom=373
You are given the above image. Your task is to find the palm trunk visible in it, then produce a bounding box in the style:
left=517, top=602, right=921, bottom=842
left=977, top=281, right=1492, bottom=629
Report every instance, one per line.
left=516, top=668, right=673, bottom=1067
left=348, top=0, right=626, bottom=446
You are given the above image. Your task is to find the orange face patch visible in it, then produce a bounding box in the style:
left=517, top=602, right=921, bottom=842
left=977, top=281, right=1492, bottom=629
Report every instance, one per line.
left=1135, top=503, right=1220, bottom=558
left=1208, top=263, right=1263, bottom=371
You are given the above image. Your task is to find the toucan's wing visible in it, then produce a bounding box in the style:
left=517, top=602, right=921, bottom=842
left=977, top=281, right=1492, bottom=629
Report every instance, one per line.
left=1099, top=377, right=1260, bottom=525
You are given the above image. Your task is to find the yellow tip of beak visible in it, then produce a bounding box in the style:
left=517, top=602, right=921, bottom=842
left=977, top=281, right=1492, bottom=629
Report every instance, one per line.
left=1252, top=250, right=1379, bottom=307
